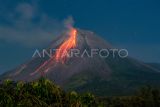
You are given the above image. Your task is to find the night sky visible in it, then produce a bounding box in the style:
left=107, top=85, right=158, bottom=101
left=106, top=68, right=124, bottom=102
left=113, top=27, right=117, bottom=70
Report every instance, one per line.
left=0, top=0, right=160, bottom=73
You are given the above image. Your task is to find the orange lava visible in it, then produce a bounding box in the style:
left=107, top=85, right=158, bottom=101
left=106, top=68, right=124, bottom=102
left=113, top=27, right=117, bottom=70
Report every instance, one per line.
left=30, top=28, right=77, bottom=76
left=55, top=28, right=77, bottom=62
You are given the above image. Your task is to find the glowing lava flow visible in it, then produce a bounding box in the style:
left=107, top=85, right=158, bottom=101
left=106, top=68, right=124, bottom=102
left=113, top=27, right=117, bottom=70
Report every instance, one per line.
left=55, top=28, right=77, bottom=62
left=30, top=28, right=77, bottom=76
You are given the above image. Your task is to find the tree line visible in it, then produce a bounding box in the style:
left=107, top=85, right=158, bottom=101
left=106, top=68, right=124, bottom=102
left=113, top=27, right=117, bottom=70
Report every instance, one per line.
left=0, top=77, right=160, bottom=107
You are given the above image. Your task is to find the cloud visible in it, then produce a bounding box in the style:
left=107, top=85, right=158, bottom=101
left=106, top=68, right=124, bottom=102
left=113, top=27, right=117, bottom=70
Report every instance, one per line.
left=0, top=2, right=65, bottom=47
left=15, top=3, right=35, bottom=20
left=64, top=16, right=75, bottom=29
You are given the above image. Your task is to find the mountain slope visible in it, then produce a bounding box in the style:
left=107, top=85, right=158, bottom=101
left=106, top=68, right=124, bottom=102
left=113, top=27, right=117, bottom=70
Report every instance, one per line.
left=148, top=63, right=160, bottom=70
left=67, top=57, right=160, bottom=96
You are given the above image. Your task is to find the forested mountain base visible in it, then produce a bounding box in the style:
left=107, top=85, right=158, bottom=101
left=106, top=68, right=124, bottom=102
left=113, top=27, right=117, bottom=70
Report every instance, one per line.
left=0, top=78, right=160, bottom=107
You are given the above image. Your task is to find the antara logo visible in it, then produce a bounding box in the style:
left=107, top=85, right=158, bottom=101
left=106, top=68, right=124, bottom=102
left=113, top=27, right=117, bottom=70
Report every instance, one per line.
left=32, top=48, right=128, bottom=59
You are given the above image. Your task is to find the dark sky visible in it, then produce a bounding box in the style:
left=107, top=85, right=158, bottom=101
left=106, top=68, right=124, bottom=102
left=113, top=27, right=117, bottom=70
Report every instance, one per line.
left=0, top=0, right=160, bottom=73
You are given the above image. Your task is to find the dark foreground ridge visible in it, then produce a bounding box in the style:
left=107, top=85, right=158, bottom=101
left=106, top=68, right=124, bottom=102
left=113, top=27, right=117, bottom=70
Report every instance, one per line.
left=0, top=78, right=160, bottom=107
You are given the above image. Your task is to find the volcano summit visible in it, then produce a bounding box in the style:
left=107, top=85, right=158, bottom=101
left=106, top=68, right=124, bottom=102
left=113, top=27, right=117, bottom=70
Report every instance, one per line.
left=1, top=28, right=160, bottom=96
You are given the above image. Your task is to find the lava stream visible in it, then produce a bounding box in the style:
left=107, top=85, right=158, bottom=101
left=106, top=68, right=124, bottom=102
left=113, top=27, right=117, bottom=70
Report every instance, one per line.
left=55, top=28, right=77, bottom=62
left=30, top=28, right=77, bottom=76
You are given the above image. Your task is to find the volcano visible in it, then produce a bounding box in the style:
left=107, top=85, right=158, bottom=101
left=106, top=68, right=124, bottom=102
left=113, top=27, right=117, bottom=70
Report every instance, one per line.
left=1, top=28, right=160, bottom=96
